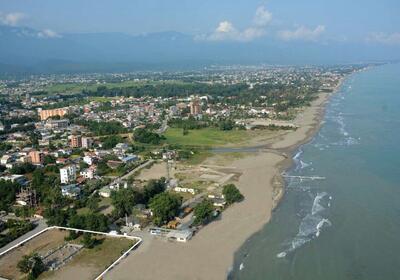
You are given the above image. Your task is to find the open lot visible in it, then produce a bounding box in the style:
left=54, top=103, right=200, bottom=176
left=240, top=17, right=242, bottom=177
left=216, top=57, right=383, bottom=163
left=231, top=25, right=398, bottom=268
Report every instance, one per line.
left=0, top=228, right=138, bottom=280
left=0, top=229, right=68, bottom=279
left=164, top=127, right=283, bottom=148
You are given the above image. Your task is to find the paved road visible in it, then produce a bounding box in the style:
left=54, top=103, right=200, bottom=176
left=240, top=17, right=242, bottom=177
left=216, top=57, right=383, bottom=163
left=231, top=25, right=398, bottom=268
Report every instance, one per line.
left=119, top=159, right=155, bottom=181
left=0, top=219, right=47, bottom=255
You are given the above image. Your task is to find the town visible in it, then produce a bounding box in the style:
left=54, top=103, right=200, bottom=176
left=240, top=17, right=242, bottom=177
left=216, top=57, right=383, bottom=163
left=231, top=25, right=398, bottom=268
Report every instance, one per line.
left=0, top=64, right=366, bottom=279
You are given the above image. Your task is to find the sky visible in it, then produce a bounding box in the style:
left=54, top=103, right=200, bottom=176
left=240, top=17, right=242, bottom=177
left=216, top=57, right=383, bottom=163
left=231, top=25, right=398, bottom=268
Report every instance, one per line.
left=0, top=0, right=400, bottom=46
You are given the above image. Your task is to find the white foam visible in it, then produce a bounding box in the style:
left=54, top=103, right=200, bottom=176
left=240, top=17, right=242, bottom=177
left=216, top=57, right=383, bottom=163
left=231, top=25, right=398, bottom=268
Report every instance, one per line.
left=311, top=192, right=327, bottom=215
left=277, top=252, right=287, bottom=258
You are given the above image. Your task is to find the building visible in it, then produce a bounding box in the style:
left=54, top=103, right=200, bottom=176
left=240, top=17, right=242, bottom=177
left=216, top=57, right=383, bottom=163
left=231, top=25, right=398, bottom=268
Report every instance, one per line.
left=0, top=174, right=28, bottom=185
left=29, top=150, right=44, bottom=164
left=61, top=184, right=81, bottom=198
left=83, top=155, right=95, bottom=165
left=0, top=121, right=4, bottom=131
left=44, top=119, right=69, bottom=129
left=69, top=135, right=82, bottom=148
left=80, top=167, right=95, bottom=179
left=0, top=155, right=12, bottom=166
left=38, top=108, right=68, bottom=121
left=81, top=137, right=93, bottom=149
left=60, top=165, right=76, bottom=184
left=99, top=186, right=111, bottom=198
left=189, top=98, right=201, bottom=115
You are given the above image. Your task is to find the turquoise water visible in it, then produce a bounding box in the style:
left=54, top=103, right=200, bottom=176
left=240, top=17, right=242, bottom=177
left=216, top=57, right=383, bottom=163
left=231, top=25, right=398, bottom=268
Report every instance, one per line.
left=231, top=63, right=400, bottom=280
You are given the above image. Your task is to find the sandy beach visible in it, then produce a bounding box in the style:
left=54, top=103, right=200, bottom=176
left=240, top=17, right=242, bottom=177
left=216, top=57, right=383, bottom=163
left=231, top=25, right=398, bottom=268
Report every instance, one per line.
left=106, top=90, right=336, bottom=280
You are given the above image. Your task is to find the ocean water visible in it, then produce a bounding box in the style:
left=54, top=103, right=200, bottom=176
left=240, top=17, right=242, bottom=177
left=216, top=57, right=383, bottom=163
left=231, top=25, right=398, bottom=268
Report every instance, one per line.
left=230, top=63, right=400, bottom=280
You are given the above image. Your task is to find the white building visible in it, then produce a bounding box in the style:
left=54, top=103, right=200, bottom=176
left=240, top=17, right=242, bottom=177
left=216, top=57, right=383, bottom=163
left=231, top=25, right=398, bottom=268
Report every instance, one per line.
left=80, top=168, right=95, bottom=179
left=83, top=155, right=95, bottom=165
left=61, top=184, right=81, bottom=198
left=81, top=137, right=93, bottom=149
left=60, top=165, right=76, bottom=184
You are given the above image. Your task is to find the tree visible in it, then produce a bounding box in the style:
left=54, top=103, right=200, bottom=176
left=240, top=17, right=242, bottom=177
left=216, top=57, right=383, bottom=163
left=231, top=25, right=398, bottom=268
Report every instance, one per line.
left=193, top=200, right=214, bottom=225
left=111, top=188, right=140, bottom=218
left=143, top=178, right=166, bottom=204
left=87, top=194, right=100, bottom=212
left=133, top=128, right=165, bottom=145
left=149, top=192, right=181, bottom=226
left=222, top=184, right=244, bottom=205
left=81, top=233, right=96, bottom=248
left=17, top=253, right=45, bottom=279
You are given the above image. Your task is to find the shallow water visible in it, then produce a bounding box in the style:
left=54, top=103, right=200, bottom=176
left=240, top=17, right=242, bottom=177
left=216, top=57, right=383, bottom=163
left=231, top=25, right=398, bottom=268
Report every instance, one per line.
left=230, top=63, right=400, bottom=280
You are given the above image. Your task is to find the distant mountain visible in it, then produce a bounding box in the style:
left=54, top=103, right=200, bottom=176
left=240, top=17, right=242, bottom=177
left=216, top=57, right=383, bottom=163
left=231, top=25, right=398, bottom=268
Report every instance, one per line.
left=0, top=25, right=398, bottom=74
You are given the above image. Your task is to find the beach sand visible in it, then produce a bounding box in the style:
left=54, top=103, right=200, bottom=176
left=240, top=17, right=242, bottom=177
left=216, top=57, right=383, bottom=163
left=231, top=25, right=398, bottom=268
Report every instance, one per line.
left=106, top=91, right=334, bottom=280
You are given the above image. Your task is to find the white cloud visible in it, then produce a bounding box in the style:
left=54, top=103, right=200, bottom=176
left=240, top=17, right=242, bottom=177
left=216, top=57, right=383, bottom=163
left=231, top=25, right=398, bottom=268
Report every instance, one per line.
left=253, top=6, right=272, bottom=27
left=197, top=5, right=272, bottom=42
left=278, top=25, right=325, bottom=41
left=215, top=21, right=235, bottom=34
left=0, top=12, right=25, bottom=26
left=366, top=32, right=400, bottom=45
left=37, top=29, right=61, bottom=38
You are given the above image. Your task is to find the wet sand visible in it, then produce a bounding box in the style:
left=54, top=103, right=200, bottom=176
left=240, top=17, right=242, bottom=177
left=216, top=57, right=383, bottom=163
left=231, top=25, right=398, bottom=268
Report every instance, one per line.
left=106, top=91, right=336, bottom=280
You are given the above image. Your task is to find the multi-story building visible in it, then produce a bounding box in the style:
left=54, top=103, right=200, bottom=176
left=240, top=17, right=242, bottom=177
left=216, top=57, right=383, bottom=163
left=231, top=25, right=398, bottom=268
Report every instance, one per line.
left=38, top=108, right=69, bottom=121
left=189, top=99, right=201, bottom=115
left=60, top=165, right=76, bottom=184
left=29, top=150, right=44, bottom=164
left=44, top=119, right=69, bottom=129
left=81, top=137, right=93, bottom=149
left=69, top=135, right=82, bottom=148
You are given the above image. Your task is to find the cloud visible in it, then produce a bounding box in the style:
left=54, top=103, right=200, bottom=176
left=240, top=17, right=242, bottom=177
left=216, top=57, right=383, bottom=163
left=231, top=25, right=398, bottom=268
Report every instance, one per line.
left=197, top=5, right=272, bottom=42
left=253, top=6, right=272, bottom=27
left=278, top=25, right=325, bottom=41
left=0, top=12, right=25, bottom=26
left=366, top=32, right=400, bottom=45
left=37, top=29, right=61, bottom=38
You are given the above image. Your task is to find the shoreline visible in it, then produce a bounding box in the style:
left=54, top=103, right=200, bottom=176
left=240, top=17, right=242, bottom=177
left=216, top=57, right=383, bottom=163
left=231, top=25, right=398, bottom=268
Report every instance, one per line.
left=106, top=80, right=344, bottom=280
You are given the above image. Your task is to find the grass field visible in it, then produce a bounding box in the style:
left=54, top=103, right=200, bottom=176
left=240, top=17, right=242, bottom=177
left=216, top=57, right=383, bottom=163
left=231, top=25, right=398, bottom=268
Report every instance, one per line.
left=164, top=128, right=249, bottom=147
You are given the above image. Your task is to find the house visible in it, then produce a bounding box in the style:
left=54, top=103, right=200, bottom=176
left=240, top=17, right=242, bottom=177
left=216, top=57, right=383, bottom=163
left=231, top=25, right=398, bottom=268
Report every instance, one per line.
left=113, top=143, right=129, bottom=154
left=0, top=174, right=28, bottom=185
left=61, top=184, right=81, bottom=198
left=166, top=230, right=193, bottom=242
left=83, top=155, right=96, bottom=165
left=119, top=155, right=138, bottom=164
left=80, top=167, right=95, bottom=179
left=0, top=155, right=12, bottom=166
left=60, top=165, right=76, bottom=184
left=99, top=186, right=111, bottom=198
left=125, top=216, right=143, bottom=231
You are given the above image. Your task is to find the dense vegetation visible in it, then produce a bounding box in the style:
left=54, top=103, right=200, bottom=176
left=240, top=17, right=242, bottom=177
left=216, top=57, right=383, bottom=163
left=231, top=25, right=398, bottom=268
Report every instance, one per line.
left=223, top=184, right=244, bottom=205
left=133, top=128, right=165, bottom=145
left=0, top=219, right=36, bottom=248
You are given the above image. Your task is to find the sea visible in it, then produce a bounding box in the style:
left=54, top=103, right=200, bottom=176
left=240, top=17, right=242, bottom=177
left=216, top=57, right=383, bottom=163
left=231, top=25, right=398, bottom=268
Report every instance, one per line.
left=230, top=63, right=400, bottom=280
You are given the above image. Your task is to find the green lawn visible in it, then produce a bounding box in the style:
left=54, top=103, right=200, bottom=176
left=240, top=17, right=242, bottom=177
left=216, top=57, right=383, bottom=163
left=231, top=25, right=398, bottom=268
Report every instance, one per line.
left=164, top=128, right=249, bottom=147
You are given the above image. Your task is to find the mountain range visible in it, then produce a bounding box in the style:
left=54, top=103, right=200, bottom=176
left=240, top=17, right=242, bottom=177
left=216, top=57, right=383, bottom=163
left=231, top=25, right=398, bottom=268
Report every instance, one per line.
left=0, top=25, right=398, bottom=74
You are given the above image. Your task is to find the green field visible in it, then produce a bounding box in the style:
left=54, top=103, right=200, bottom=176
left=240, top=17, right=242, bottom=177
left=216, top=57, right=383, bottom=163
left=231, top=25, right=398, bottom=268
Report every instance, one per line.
left=164, top=127, right=249, bottom=147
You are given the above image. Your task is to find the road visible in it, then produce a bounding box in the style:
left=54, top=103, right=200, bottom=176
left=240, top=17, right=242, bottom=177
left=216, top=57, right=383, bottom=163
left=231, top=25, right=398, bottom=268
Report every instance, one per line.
left=0, top=219, right=47, bottom=255
left=119, top=159, right=155, bottom=181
